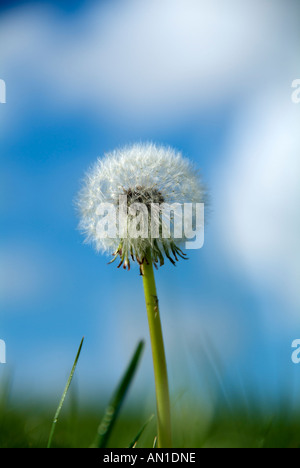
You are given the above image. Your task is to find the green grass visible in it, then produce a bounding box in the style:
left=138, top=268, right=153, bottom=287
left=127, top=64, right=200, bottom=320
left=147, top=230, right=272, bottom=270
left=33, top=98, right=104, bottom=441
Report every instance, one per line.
left=0, top=398, right=299, bottom=448
left=0, top=339, right=299, bottom=448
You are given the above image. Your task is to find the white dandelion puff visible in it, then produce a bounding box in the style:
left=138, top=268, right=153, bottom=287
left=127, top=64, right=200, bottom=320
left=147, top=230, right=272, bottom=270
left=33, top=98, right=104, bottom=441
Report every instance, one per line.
left=77, top=143, right=206, bottom=270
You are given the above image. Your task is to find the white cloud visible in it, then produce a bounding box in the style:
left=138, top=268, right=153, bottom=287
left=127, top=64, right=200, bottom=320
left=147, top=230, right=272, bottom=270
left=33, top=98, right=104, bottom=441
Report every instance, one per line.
left=0, top=0, right=297, bottom=127
left=214, top=89, right=300, bottom=323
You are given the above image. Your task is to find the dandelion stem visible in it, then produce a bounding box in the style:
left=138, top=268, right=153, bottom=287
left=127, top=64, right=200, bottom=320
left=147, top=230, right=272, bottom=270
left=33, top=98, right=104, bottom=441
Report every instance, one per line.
left=141, top=251, right=172, bottom=448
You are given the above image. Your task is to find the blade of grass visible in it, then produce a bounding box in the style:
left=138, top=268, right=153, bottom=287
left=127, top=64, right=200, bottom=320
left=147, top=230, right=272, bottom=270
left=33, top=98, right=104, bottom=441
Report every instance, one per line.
left=128, top=414, right=154, bottom=448
left=47, top=337, right=84, bottom=448
left=91, top=340, right=145, bottom=448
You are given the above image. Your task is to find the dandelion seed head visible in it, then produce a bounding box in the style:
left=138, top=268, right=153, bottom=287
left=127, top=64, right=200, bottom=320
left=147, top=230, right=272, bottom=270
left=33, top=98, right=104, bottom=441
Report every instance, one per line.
left=77, top=143, right=206, bottom=269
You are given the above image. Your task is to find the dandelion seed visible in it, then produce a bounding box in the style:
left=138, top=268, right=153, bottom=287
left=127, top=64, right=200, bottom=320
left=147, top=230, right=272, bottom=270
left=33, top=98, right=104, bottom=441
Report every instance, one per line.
left=77, top=143, right=206, bottom=271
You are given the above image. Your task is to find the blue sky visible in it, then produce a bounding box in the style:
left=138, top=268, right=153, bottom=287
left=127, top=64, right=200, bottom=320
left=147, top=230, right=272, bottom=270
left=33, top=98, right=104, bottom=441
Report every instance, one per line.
left=0, top=0, right=300, bottom=411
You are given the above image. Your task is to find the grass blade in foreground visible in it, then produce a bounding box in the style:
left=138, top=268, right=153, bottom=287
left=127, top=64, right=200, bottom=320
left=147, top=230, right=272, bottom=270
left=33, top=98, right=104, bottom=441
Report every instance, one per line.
left=91, top=340, right=145, bottom=448
left=47, top=337, right=84, bottom=448
left=128, top=414, right=154, bottom=448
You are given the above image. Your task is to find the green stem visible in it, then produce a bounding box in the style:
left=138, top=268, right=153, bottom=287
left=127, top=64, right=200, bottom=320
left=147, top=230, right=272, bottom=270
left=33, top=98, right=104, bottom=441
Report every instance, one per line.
left=141, top=252, right=172, bottom=448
